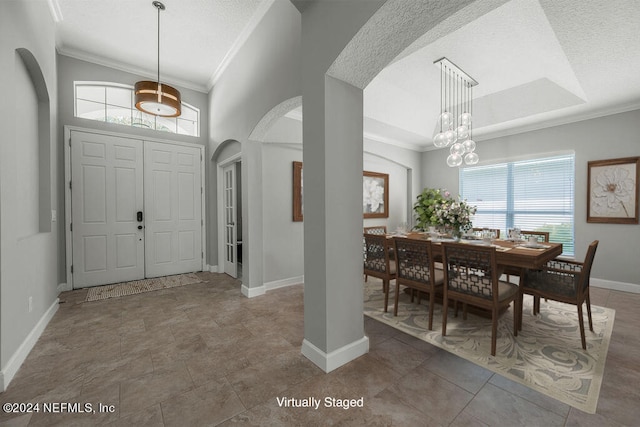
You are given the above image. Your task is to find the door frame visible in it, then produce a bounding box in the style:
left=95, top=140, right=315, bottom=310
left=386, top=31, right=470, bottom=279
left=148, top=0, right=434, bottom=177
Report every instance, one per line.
left=64, top=125, right=206, bottom=290
left=216, top=152, right=241, bottom=277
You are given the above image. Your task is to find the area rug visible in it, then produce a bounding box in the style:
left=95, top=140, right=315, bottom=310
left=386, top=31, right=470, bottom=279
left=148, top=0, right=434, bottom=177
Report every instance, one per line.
left=363, top=279, right=615, bottom=414
left=85, top=273, right=202, bottom=302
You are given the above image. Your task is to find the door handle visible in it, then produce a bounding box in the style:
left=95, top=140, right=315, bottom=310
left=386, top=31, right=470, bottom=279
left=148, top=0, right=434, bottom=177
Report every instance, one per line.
left=137, top=211, right=143, bottom=222
left=228, top=222, right=235, bottom=226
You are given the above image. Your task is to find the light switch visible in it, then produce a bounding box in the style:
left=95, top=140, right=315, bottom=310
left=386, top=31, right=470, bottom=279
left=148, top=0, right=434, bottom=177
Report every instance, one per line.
left=51, top=209, right=57, bottom=222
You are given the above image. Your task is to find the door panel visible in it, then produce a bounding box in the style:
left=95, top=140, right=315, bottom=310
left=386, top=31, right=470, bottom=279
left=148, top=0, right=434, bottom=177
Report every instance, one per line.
left=144, top=141, right=202, bottom=278
left=71, top=131, right=144, bottom=287
left=223, top=164, right=237, bottom=278
left=71, top=131, right=203, bottom=287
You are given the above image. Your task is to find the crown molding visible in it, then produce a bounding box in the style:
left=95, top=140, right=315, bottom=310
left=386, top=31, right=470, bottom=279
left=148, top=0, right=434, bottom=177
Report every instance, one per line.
left=474, top=101, right=640, bottom=143
left=56, top=46, right=208, bottom=93
left=207, top=0, right=275, bottom=91
left=276, top=101, right=640, bottom=154
left=51, top=0, right=274, bottom=94
left=363, top=131, right=426, bottom=153
left=47, top=0, right=63, bottom=23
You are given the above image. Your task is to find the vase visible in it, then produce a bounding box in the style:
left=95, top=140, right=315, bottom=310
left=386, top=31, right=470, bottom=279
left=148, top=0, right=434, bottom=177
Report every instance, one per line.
left=451, top=227, right=463, bottom=241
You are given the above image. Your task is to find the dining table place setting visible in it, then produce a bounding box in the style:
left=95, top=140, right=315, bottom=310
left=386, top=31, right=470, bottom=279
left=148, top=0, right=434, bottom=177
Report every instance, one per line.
left=378, top=228, right=563, bottom=271
left=516, top=242, right=551, bottom=250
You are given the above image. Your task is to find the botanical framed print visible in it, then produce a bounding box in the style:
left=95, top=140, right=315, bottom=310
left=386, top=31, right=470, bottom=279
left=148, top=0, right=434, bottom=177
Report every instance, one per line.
left=293, top=161, right=303, bottom=222
left=292, top=163, right=390, bottom=221
left=587, top=157, right=639, bottom=224
left=363, top=171, right=389, bottom=219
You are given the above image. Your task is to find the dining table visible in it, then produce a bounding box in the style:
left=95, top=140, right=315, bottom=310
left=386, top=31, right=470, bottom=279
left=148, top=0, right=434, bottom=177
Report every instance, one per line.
left=386, top=231, right=563, bottom=322
left=389, top=231, right=563, bottom=271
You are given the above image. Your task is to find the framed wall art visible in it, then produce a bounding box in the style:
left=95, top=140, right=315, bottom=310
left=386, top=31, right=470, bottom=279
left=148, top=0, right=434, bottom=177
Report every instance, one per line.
left=362, top=171, right=389, bottom=219
left=292, top=161, right=303, bottom=222
left=292, top=163, right=390, bottom=221
left=587, top=156, right=639, bottom=224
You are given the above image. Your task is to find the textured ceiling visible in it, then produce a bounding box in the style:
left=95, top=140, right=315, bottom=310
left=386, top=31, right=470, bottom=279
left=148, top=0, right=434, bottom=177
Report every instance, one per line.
left=49, top=0, right=640, bottom=150
left=361, top=0, right=640, bottom=150
left=52, top=0, right=269, bottom=92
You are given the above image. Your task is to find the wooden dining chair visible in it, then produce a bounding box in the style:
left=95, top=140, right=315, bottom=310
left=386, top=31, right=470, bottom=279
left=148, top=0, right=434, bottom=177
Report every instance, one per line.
left=505, top=230, right=551, bottom=283
left=520, top=240, right=599, bottom=350
left=519, top=230, right=550, bottom=243
left=364, top=226, right=387, bottom=235
left=364, top=226, right=389, bottom=282
left=363, top=233, right=395, bottom=312
left=441, top=242, right=520, bottom=356
left=472, top=227, right=501, bottom=239
left=392, top=237, right=444, bottom=329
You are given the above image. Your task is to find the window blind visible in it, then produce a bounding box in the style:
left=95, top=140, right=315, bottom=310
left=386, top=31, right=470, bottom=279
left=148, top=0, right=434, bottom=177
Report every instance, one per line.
left=460, top=154, right=575, bottom=256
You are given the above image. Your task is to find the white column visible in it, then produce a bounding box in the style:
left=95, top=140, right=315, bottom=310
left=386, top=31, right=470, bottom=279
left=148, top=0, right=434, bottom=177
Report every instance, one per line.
left=241, top=140, right=264, bottom=297
left=301, top=74, right=368, bottom=372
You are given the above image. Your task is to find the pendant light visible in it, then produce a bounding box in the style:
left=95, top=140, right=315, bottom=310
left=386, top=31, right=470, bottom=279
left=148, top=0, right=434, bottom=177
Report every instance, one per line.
left=432, top=57, right=478, bottom=167
left=135, top=1, right=181, bottom=117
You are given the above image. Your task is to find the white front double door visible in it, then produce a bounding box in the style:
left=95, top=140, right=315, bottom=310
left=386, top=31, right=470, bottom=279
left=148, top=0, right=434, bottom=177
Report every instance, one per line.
left=70, top=131, right=203, bottom=288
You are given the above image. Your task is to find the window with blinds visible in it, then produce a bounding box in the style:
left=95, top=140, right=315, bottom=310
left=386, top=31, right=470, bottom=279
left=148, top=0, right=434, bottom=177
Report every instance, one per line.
left=460, top=154, right=575, bottom=256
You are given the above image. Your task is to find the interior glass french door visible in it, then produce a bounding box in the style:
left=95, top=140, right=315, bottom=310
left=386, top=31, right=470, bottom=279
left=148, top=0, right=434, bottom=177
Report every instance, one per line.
left=223, top=164, right=237, bottom=278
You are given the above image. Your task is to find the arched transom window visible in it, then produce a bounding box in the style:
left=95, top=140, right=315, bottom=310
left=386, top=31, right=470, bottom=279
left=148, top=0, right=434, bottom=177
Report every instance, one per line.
left=74, top=81, right=199, bottom=137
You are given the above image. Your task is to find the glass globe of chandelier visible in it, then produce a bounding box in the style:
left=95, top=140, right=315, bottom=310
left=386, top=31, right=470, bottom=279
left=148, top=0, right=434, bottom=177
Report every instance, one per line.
left=433, top=57, right=479, bottom=167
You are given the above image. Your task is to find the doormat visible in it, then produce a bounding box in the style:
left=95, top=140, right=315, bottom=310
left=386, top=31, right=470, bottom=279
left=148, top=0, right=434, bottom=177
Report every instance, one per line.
left=364, top=278, right=614, bottom=414
left=85, top=273, right=203, bottom=302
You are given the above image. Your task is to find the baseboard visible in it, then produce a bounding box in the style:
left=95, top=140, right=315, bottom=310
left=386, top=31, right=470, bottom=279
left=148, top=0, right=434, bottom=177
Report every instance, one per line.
left=301, top=336, right=369, bottom=373
left=591, top=278, right=640, bottom=293
left=1, top=298, right=59, bottom=392
left=204, top=264, right=218, bottom=273
left=241, top=284, right=266, bottom=298
left=57, top=282, right=71, bottom=293
left=265, top=275, right=304, bottom=291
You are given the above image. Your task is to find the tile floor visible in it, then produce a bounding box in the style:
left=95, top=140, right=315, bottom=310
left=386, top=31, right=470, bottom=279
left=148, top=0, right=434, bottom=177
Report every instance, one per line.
left=0, top=272, right=639, bottom=426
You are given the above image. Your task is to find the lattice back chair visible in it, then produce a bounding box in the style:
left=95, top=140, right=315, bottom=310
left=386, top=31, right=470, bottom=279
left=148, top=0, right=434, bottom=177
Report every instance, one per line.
left=471, top=228, right=501, bottom=239
left=441, top=242, right=520, bottom=356
left=363, top=233, right=395, bottom=312
left=521, top=240, right=599, bottom=350
left=364, top=226, right=387, bottom=235
left=505, top=230, right=551, bottom=283
left=392, top=238, right=444, bottom=330
left=519, top=230, right=550, bottom=243
left=364, top=226, right=389, bottom=282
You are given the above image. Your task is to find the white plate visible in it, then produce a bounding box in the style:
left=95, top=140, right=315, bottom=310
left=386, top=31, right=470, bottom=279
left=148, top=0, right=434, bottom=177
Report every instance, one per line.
left=467, top=240, right=491, bottom=246
left=522, top=243, right=547, bottom=249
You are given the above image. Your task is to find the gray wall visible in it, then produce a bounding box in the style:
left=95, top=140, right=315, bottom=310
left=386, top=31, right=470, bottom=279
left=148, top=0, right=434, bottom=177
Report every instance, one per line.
left=56, top=54, right=209, bottom=283
left=363, top=153, right=410, bottom=232
left=0, top=0, right=59, bottom=388
left=207, top=0, right=301, bottom=274
left=422, top=109, right=640, bottom=287
left=208, top=0, right=301, bottom=150
left=262, top=144, right=304, bottom=284
left=259, top=115, right=423, bottom=286
left=364, top=137, right=423, bottom=231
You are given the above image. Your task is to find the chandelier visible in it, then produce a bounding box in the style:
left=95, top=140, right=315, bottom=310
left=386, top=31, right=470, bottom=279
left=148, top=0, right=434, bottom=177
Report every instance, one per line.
left=134, top=1, right=181, bottom=117
left=433, top=57, right=478, bottom=167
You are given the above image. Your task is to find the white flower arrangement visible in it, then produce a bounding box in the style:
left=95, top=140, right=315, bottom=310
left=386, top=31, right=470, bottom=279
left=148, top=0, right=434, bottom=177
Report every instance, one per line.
left=434, top=197, right=477, bottom=234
